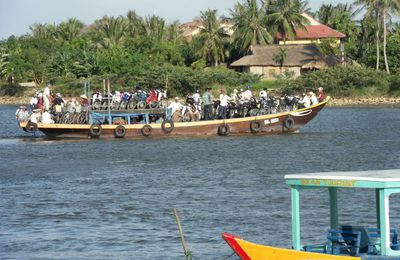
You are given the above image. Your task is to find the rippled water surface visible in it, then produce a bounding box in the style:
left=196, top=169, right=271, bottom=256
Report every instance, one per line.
left=1, top=105, right=400, bottom=259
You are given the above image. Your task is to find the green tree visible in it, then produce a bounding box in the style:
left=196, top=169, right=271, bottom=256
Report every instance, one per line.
left=356, top=0, right=400, bottom=73
left=0, top=48, right=9, bottom=79
left=95, top=15, right=127, bottom=48
left=194, top=9, right=229, bottom=66
left=266, top=0, right=310, bottom=44
left=55, top=18, right=85, bottom=42
left=29, top=23, right=56, bottom=40
left=230, top=0, right=273, bottom=55
left=126, top=10, right=146, bottom=39
left=145, top=15, right=166, bottom=42
left=273, top=47, right=288, bottom=74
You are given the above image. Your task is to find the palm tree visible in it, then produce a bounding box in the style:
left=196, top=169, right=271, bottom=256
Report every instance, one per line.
left=0, top=48, right=9, bottom=79
left=165, top=21, right=183, bottom=46
left=381, top=0, right=400, bottom=73
left=356, top=0, right=400, bottom=73
left=356, top=0, right=382, bottom=70
left=126, top=10, right=145, bottom=38
left=95, top=15, right=127, bottom=48
left=230, top=0, right=273, bottom=55
left=29, top=23, right=56, bottom=39
left=273, top=47, right=288, bottom=74
left=194, top=9, right=229, bottom=66
left=144, top=15, right=166, bottom=42
left=266, top=0, right=310, bottom=44
left=56, top=18, right=85, bottom=42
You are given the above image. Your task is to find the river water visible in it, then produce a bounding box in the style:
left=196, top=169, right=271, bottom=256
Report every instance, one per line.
left=1, top=105, right=400, bottom=259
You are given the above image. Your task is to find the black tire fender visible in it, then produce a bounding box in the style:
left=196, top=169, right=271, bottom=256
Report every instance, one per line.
left=114, top=125, right=126, bottom=138
left=161, top=119, right=174, bottom=134
left=283, top=117, right=295, bottom=130
left=25, top=122, right=38, bottom=133
left=141, top=124, right=152, bottom=137
left=218, top=124, right=230, bottom=136
left=89, top=124, right=102, bottom=137
left=250, top=121, right=262, bottom=133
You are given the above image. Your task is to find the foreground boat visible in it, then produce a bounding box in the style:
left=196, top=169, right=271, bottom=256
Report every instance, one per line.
left=19, top=98, right=329, bottom=139
left=223, top=169, right=400, bottom=259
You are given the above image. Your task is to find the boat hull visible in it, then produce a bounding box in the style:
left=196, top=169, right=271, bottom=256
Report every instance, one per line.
left=19, top=99, right=328, bottom=139
left=222, top=233, right=361, bottom=260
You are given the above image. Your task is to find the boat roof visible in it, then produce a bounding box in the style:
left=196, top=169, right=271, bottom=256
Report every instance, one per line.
left=285, top=169, right=400, bottom=189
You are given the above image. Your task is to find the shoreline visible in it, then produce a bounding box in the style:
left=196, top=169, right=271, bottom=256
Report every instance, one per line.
left=1, top=95, right=400, bottom=107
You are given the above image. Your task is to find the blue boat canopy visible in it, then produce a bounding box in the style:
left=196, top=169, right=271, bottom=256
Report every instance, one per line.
left=284, top=169, right=400, bottom=257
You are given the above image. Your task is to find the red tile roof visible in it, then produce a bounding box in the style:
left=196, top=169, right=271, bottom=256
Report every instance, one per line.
left=276, top=25, right=346, bottom=40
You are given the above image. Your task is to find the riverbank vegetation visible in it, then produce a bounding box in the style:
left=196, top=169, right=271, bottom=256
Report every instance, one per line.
left=0, top=0, right=399, bottom=98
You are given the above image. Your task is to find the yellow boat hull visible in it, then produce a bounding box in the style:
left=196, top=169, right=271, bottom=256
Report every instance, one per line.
left=222, top=233, right=361, bottom=260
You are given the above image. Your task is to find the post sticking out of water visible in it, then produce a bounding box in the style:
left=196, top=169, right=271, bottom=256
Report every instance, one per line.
left=107, top=79, right=111, bottom=125
left=173, top=208, right=191, bottom=260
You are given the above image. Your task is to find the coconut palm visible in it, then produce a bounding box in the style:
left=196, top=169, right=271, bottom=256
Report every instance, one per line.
left=266, top=0, right=310, bottom=44
left=356, top=0, right=400, bottom=73
left=29, top=23, right=56, bottom=39
left=95, top=15, right=127, bottom=48
left=144, top=15, right=166, bottom=42
left=230, top=0, right=273, bottom=55
left=194, top=9, right=229, bottom=66
left=126, top=10, right=146, bottom=38
left=356, top=0, right=382, bottom=70
left=165, top=21, right=183, bottom=46
left=0, top=48, right=9, bottom=79
left=56, top=18, right=85, bottom=42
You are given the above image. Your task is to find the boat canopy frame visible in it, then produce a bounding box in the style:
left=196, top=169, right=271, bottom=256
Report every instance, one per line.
left=285, top=169, right=400, bottom=257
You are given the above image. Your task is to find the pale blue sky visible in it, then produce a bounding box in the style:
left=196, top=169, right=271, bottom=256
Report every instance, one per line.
left=0, top=0, right=350, bottom=40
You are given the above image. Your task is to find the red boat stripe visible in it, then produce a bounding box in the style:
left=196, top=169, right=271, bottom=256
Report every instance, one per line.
left=222, top=233, right=251, bottom=260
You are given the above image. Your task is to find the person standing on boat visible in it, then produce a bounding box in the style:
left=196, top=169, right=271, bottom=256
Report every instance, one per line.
left=317, top=87, right=325, bottom=102
left=192, top=90, right=201, bottom=104
left=230, top=89, right=239, bottom=103
left=43, top=83, right=52, bottom=112
left=259, top=88, right=268, bottom=101
left=219, top=89, right=229, bottom=119
left=242, top=86, right=253, bottom=102
left=202, top=88, right=213, bottom=120
left=80, top=95, right=90, bottom=107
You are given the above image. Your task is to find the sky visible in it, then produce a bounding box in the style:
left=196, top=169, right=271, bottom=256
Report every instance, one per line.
left=0, top=0, right=350, bottom=40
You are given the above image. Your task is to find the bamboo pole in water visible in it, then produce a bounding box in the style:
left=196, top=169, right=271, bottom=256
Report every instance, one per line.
left=173, top=208, right=191, bottom=260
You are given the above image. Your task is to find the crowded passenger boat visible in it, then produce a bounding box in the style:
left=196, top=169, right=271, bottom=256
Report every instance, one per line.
left=16, top=83, right=329, bottom=138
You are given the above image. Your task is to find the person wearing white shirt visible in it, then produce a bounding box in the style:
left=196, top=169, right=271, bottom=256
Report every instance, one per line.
left=43, top=84, right=52, bottom=111
left=41, top=111, right=54, bottom=124
left=241, top=86, right=253, bottom=102
left=230, top=89, right=238, bottom=103
left=167, top=97, right=183, bottom=121
left=219, top=89, right=229, bottom=119
left=192, top=90, right=201, bottom=104
left=299, top=93, right=311, bottom=108
left=29, top=110, right=42, bottom=123
left=309, top=91, right=319, bottom=106
left=259, top=89, right=268, bottom=100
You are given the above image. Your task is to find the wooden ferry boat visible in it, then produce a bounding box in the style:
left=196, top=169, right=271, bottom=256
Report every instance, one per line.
left=19, top=97, right=329, bottom=139
left=223, top=169, right=400, bottom=259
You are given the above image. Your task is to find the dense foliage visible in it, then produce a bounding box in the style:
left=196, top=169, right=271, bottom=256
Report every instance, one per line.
left=0, top=0, right=399, bottom=98
left=281, top=66, right=400, bottom=97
